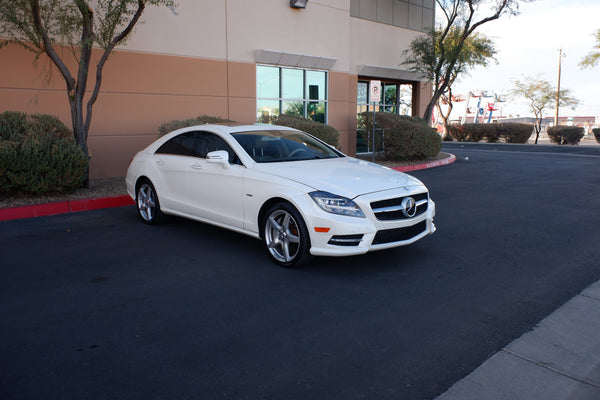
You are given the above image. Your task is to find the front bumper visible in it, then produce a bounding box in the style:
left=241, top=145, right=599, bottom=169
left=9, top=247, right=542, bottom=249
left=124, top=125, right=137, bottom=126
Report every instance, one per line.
left=302, top=187, right=436, bottom=257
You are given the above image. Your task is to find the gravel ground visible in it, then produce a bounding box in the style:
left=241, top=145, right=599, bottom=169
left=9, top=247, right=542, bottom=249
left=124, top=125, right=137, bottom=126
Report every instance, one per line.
left=0, top=152, right=453, bottom=209
left=0, top=177, right=127, bottom=209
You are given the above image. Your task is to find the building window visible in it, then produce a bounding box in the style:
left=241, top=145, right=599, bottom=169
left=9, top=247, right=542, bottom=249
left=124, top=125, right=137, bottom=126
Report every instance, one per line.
left=257, top=65, right=327, bottom=123
left=350, top=0, right=434, bottom=33
left=357, top=80, right=413, bottom=116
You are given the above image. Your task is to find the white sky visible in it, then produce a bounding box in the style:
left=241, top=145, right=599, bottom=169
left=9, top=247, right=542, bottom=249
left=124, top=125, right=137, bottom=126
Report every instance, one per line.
left=449, top=0, right=600, bottom=119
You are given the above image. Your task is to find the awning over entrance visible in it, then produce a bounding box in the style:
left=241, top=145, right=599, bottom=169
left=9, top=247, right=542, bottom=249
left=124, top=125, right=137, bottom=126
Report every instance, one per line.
left=358, top=65, right=425, bottom=82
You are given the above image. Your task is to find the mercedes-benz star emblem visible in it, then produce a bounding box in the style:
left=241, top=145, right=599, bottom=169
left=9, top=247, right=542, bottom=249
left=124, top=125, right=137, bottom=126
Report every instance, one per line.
left=401, top=197, right=417, bottom=218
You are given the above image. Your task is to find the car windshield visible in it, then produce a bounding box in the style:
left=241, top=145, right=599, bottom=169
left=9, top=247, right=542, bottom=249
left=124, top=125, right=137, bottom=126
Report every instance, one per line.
left=232, top=129, right=342, bottom=163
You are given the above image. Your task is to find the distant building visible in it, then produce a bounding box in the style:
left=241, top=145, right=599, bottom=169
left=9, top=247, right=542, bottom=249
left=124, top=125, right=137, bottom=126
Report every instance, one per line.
left=0, top=0, right=435, bottom=178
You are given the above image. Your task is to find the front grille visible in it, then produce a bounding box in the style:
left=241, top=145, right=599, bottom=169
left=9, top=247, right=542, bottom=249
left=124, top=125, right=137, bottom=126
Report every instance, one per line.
left=328, top=234, right=364, bottom=247
left=370, top=192, right=428, bottom=221
left=372, top=221, right=427, bottom=245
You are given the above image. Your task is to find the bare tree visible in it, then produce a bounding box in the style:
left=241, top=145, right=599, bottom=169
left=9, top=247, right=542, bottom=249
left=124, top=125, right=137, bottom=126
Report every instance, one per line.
left=0, top=0, right=175, bottom=183
left=511, top=76, right=579, bottom=144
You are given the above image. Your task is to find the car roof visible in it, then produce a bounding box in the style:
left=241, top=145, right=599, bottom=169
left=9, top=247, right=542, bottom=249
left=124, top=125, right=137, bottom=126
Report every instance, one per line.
left=204, top=123, right=299, bottom=135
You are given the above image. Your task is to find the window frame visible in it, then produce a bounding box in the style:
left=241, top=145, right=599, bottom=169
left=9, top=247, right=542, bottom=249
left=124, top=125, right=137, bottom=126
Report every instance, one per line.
left=256, top=65, right=328, bottom=124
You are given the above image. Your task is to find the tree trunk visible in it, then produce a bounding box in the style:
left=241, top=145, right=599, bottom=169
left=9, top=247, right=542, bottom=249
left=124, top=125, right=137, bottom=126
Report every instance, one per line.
left=69, top=96, right=91, bottom=187
left=423, top=90, right=443, bottom=125
left=436, top=96, right=453, bottom=139
left=534, top=112, right=542, bottom=144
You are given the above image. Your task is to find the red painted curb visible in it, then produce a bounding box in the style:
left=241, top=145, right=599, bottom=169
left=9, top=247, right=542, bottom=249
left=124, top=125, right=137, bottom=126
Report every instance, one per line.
left=392, top=153, right=456, bottom=172
left=0, top=195, right=134, bottom=222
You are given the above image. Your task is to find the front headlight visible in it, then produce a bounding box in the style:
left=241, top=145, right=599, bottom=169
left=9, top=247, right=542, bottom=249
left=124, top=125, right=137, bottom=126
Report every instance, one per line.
left=309, top=191, right=365, bottom=218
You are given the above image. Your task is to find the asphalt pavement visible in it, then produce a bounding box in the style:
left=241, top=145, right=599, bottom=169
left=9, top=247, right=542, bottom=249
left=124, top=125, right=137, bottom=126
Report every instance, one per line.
left=435, top=142, right=600, bottom=399
left=1, top=142, right=599, bottom=399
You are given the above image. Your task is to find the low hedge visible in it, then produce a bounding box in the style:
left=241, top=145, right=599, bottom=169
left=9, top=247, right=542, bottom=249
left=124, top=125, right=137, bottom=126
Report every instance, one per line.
left=0, top=111, right=88, bottom=194
left=592, top=128, right=600, bottom=143
left=446, top=124, right=468, bottom=142
left=447, top=123, right=500, bottom=143
left=547, top=126, right=585, bottom=145
left=497, top=123, right=533, bottom=143
left=359, top=112, right=441, bottom=160
left=447, top=122, right=532, bottom=144
left=158, top=115, right=235, bottom=136
left=260, top=114, right=339, bottom=147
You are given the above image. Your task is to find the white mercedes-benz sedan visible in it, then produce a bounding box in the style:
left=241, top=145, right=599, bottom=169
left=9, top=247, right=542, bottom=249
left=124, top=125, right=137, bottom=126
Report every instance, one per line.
left=126, top=124, right=436, bottom=267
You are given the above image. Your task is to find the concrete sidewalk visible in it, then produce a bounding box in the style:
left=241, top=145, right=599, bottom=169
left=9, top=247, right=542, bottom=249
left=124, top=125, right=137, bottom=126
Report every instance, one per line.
left=436, top=280, right=600, bottom=400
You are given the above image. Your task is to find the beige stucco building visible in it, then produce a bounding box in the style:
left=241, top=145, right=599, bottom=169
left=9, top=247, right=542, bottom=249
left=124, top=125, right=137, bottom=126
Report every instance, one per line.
left=0, top=0, right=434, bottom=178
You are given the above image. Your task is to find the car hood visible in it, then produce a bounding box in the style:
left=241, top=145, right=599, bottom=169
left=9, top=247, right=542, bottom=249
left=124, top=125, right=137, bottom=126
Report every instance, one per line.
left=254, top=157, right=424, bottom=198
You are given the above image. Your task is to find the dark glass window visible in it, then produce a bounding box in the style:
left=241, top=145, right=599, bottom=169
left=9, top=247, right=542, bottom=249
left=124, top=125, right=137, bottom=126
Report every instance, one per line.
left=155, top=132, right=197, bottom=156
left=155, top=131, right=241, bottom=165
left=197, top=132, right=240, bottom=164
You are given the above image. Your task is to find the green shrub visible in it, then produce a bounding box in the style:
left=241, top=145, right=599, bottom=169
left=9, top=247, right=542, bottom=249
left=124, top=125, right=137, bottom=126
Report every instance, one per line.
left=29, top=114, right=74, bottom=139
left=358, top=111, right=403, bottom=132
left=265, top=114, right=339, bottom=147
left=0, top=113, right=87, bottom=194
left=497, top=123, right=533, bottom=143
left=158, top=115, right=235, bottom=136
left=591, top=128, right=599, bottom=143
left=359, top=112, right=441, bottom=160
left=0, top=111, right=28, bottom=141
left=386, top=120, right=442, bottom=160
left=547, top=126, right=585, bottom=145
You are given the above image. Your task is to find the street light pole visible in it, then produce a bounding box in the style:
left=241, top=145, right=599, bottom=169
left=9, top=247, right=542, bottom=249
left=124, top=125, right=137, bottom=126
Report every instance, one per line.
left=554, top=48, right=563, bottom=127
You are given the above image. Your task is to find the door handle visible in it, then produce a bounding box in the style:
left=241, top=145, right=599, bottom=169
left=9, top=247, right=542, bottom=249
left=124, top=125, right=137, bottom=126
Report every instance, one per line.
left=191, top=164, right=202, bottom=170
left=156, top=160, right=165, bottom=166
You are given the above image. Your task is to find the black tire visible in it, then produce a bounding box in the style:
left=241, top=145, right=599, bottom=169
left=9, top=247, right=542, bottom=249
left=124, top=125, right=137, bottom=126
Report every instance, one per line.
left=262, top=202, right=311, bottom=268
left=135, top=179, right=163, bottom=224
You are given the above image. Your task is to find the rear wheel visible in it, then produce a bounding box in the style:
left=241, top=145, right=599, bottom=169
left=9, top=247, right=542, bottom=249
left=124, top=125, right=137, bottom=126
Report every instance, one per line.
left=262, top=203, right=311, bottom=268
left=136, top=180, right=163, bottom=224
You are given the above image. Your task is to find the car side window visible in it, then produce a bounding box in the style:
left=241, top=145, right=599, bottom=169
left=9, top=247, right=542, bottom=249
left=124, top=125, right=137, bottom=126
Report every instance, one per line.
left=155, top=132, right=197, bottom=156
left=197, top=132, right=241, bottom=165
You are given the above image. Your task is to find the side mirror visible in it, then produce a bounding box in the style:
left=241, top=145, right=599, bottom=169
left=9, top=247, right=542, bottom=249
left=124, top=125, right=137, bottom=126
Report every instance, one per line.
left=207, top=150, right=231, bottom=169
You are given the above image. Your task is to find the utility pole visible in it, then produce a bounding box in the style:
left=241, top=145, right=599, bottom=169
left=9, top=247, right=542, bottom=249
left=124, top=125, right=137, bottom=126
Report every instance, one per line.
left=554, top=48, right=564, bottom=127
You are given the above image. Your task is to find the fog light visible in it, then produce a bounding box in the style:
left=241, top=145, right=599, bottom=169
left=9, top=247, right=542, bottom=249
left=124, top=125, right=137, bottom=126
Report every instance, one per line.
left=328, top=234, right=364, bottom=246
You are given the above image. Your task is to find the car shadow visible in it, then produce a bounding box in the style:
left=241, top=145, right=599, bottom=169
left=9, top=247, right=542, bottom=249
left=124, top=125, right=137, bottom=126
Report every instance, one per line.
left=130, top=211, right=429, bottom=277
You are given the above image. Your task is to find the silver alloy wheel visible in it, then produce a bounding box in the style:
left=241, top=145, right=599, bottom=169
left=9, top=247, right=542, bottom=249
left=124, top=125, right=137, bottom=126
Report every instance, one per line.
left=137, top=183, right=157, bottom=222
left=264, top=209, right=302, bottom=263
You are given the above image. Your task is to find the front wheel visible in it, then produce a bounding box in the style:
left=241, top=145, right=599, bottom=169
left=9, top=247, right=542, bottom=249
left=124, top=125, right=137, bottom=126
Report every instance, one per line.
left=136, top=180, right=163, bottom=224
left=262, top=203, right=311, bottom=268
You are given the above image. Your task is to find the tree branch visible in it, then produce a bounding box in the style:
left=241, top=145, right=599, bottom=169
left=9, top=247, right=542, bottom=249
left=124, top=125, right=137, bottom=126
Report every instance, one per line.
left=30, top=0, right=75, bottom=92
left=73, top=0, right=94, bottom=105
left=85, top=0, right=147, bottom=134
